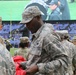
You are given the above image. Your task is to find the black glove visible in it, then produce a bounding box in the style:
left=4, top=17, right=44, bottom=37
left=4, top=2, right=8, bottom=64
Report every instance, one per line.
left=19, top=62, right=27, bottom=70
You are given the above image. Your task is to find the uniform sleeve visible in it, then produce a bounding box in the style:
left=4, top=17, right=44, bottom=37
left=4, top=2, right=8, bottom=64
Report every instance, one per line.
left=37, top=34, right=69, bottom=74
left=0, top=55, right=15, bottom=75
left=37, top=56, right=68, bottom=74
left=72, top=45, right=76, bottom=72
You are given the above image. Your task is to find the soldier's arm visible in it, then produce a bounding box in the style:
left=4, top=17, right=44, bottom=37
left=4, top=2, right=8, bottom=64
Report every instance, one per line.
left=37, top=55, right=68, bottom=74
left=72, top=45, right=76, bottom=74
left=37, top=34, right=69, bottom=74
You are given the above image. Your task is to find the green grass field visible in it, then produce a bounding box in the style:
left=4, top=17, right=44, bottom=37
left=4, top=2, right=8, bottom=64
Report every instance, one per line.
left=0, top=1, right=76, bottom=21
left=10, top=47, right=17, bottom=56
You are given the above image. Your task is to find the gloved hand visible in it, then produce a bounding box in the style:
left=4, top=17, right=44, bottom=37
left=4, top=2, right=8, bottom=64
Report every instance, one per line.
left=19, top=62, right=27, bottom=70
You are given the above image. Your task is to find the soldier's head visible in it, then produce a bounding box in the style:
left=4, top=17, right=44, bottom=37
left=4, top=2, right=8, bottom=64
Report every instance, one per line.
left=72, top=36, right=76, bottom=45
left=19, top=37, right=30, bottom=48
left=20, top=6, right=44, bottom=34
left=55, top=30, right=70, bottom=41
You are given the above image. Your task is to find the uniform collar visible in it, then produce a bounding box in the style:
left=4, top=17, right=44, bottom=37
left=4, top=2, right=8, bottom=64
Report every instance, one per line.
left=32, top=24, right=45, bottom=38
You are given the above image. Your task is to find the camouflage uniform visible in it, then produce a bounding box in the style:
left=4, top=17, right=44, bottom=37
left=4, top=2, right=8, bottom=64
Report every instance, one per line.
left=0, top=43, right=15, bottom=75
left=26, top=23, right=70, bottom=75
left=14, top=47, right=30, bottom=59
left=72, top=36, right=76, bottom=72
left=14, top=36, right=30, bottom=59
left=55, top=30, right=76, bottom=75
left=61, top=40, right=76, bottom=75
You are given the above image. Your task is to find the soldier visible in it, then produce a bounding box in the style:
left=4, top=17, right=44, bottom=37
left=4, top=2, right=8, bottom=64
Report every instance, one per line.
left=20, top=6, right=70, bottom=75
left=0, top=36, right=15, bottom=75
left=14, top=36, right=30, bottom=60
left=72, top=36, right=76, bottom=75
left=56, top=30, right=76, bottom=75
left=72, top=36, right=76, bottom=45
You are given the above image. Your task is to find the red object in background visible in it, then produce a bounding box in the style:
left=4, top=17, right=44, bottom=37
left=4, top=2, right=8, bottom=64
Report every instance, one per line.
left=0, top=17, right=3, bottom=30
left=0, top=25, right=3, bottom=30
left=13, top=55, right=26, bottom=75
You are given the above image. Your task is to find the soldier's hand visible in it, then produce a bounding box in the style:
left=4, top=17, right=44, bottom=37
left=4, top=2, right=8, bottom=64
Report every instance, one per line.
left=26, top=65, right=38, bottom=75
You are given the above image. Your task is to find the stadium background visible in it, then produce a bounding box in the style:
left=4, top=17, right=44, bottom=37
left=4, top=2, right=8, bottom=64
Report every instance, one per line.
left=0, top=0, right=76, bottom=56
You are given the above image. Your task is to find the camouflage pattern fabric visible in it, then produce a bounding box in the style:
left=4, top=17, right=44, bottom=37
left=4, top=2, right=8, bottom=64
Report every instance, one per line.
left=14, top=47, right=30, bottom=59
left=0, top=43, right=15, bottom=75
left=26, top=23, right=70, bottom=75
left=61, top=40, right=76, bottom=75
